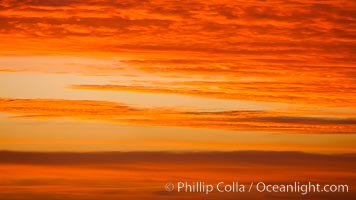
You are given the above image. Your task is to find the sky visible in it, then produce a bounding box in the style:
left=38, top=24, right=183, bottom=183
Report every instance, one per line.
left=0, top=0, right=355, bottom=199
left=0, top=0, right=355, bottom=153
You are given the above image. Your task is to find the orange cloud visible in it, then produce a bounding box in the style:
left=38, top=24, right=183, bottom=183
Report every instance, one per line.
left=70, top=80, right=356, bottom=107
left=0, top=0, right=354, bottom=55
left=0, top=2, right=354, bottom=199
left=0, top=0, right=354, bottom=58
left=0, top=98, right=355, bottom=134
left=0, top=0, right=355, bottom=109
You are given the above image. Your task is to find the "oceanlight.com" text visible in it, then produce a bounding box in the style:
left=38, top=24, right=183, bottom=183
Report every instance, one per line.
left=164, top=181, right=349, bottom=195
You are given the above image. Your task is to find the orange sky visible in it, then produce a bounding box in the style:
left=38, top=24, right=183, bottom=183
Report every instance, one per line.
left=0, top=1, right=355, bottom=200
left=0, top=0, right=355, bottom=152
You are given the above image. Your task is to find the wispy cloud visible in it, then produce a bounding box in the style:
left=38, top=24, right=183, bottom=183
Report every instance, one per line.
left=1, top=0, right=355, bottom=54
left=0, top=98, right=354, bottom=134
left=70, top=81, right=356, bottom=107
left=0, top=0, right=355, bottom=109
left=0, top=1, right=355, bottom=198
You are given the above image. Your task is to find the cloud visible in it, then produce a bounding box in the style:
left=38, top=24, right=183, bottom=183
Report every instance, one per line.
left=0, top=98, right=355, bottom=134
left=0, top=150, right=355, bottom=165
left=0, top=0, right=354, bottom=109
left=70, top=82, right=356, bottom=107
left=0, top=0, right=355, bottom=55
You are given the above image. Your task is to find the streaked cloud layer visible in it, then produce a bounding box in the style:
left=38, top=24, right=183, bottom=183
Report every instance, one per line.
left=0, top=98, right=355, bottom=134
left=0, top=0, right=355, bottom=149
left=0, top=1, right=355, bottom=199
left=0, top=0, right=355, bottom=107
left=1, top=0, right=355, bottom=54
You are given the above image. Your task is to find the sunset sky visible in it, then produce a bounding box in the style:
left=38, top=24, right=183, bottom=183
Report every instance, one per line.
left=0, top=0, right=355, bottom=199
left=0, top=0, right=355, bottom=153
